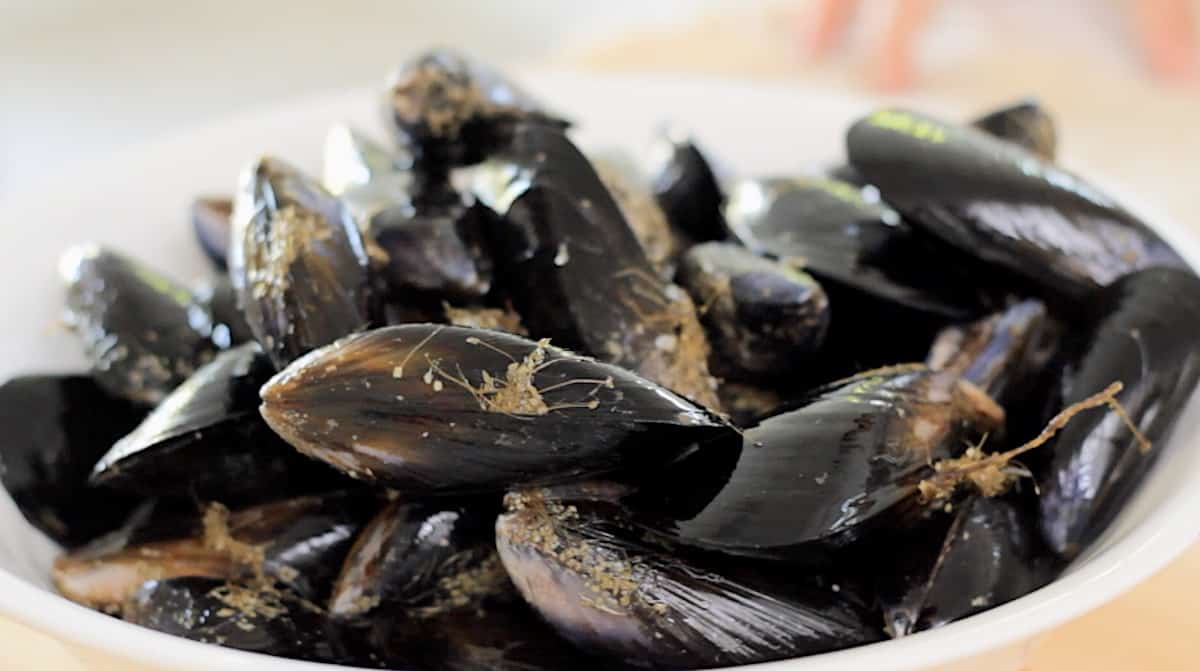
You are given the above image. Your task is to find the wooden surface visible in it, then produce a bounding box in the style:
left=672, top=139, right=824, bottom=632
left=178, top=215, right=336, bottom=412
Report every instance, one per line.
left=7, top=2, right=1200, bottom=668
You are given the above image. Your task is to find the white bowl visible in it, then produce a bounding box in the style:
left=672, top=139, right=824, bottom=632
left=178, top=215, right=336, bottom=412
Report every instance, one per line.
left=1, top=71, right=1198, bottom=671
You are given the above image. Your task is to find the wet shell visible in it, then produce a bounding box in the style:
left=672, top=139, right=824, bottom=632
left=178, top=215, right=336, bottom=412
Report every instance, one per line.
left=91, top=343, right=348, bottom=501
left=1038, top=268, right=1200, bottom=557
left=496, top=489, right=883, bottom=669
left=471, top=122, right=720, bottom=408
left=643, top=126, right=728, bottom=242
left=971, top=99, right=1057, bottom=160
left=677, top=242, right=830, bottom=381
left=229, top=156, right=373, bottom=370
left=0, top=375, right=145, bottom=547
left=60, top=245, right=217, bottom=404
left=846, top=108, right=1185, bottom=306
left=624, top=365, right=1005, bottom=557
left=192, top=275, right=254, bottom=350
left=258, top=324, right=734, bottom=493
left=191, top=195, right=233, bottom=270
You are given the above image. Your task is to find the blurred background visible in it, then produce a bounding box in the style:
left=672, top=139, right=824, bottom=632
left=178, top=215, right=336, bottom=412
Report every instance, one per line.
left=3, top=1, right=1199, bottom=669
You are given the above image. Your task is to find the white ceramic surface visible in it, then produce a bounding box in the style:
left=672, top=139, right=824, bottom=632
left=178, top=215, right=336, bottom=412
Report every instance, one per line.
left=0, top=71, right=1198, bottom=671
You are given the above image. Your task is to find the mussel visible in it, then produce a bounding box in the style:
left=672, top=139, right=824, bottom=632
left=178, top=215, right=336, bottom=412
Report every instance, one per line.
left=91, top=343, right=348, bottom=501
left=846, top=108, right=1185, bottom=307
left=192, top=275, right=254, bottom=350
left=383, top=49, right=567, bottom=166
left=229, top=156, right=373, bottom=370
left=677, top=242, right=830, bottom=381
left=258, top=324, right=733, bottom=493
left=125, top=577, right=344, bottom=662
left=643, top=126, right=728, bottom=242
left=623, top=365, right=1004, bottom=557
left=0, top=375, right=145, bottom=547
left=877, top=495, right=1058, bottom=637
left=61, top=245, right=217, bottom=404
left=191, top=196, right=233, bottom=270
left=971, top=99, right=1057, bottom=160
left=496, top=488, right=883, bottom=669
left=1038, top=267, right=1200, bottom=557
left=329, top=498, right=504, bottom=619
left=471, top=122, right=721, bottom=407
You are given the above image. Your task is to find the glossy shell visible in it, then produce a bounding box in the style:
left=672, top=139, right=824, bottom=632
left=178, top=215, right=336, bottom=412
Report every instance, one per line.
left=846, top=108, right=1184, bottom=306
left=471, top=122, right=720, bottom=407
left=91, top=343, right=347, bottom=501
left=259, top=325, right=733, bottom=493
left=643, top=126, right=727, bottom=242
left=191, top=196, right=233, bottom=270
left=0, top=375, right=145, bottom=547
left=60, top=245, right=216, bottom=404
left=229, top=156, right=373, bottom=370
left=971, top=99, right=1057, bottom=160
left=1038, top=268, right=1200, bottom=557
left=677, top=242, right=830, bottom=380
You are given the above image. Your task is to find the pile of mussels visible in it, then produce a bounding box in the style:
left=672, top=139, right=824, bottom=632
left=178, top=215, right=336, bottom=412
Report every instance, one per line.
left=3, top=50, right=1199, bottom=670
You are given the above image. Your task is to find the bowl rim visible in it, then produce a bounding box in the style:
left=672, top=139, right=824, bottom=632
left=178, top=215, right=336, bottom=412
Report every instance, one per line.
left=1, top=70, right=1198, bottom=671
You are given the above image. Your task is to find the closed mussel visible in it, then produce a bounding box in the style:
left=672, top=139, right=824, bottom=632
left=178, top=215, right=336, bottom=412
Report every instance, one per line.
left=471, top=122, right=720, bottom=408
left=229, top=156, right=373, bottom=370
left=0, top=375, right=145, bottom=547
left=61, top=245, right=217, bottom=404
left=846, top=108, right=1185, bottom=307
left=258, top=324, right=734, bottom=493
left=91, top=343, right=348, bottom=501
left=1038, top=268, right=1200, bottom=557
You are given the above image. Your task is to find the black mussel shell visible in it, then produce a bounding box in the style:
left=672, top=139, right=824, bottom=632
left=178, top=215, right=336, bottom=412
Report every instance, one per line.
left=125, top=577, right=345, bottom=663
left=91, top=343, right=348, bottom=501
left=61, top=245, right=217, bottom=404
left=723, top=176, right=983, bottom=318
left=323, top=123, right=413, bottom=197
left=0, top=375, right=145, bottom=547
left=329, top=498, right=505, bottom=620
left=383, top=49, right=567, bottom=166
left=877, top=495, right=1059, bottom=636
left=369, top=177, right=495, bottom=302
left=192, top=276, right=254, bottom=350
left=971, top=99, right=1057, bottom=160
left=643, top=126, right=728, bottom=243
left=191, top=196, right=233, bottom=270
left=1038, top=268, right=1200, bottom=557
left=258, top=325, right=734, bottom=493
left=846, top=109, right=1185, bottom=307
left=677, top=242, right=830, bottom=381
left=53, top=492, right=373, bottom=611
left=229, top=156, right=373, bottom=370
left=624, top=365, right=1005, bottom=558
left=496, top=489, right=884, bottom=669
left=593, top=156, right=683, bottom=275
left=471, top=122, right=721, bottom=408
left=927, top=298, right=1060, bottom=404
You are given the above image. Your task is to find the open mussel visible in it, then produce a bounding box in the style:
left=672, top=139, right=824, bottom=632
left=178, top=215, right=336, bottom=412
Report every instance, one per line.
left=643, top=125, right=728, bottom=243
left=1038, top=268, right=1200, bottom=557
left=126, top=577, right=345, bottom=663
left=383, top=49, right=567, bottom=166
left=677, top=242, right=830, bottom=381
left=61, top=245, right=217, bottom=404
left=496, top=488, right=883, bottom=669
left=229, top=156, right=373, bottom=370
left=846, top=109, right=1186, bottom=307
left=91, top=343, right=349, bottom=501
left=623, top=365, right=1004, bottom=558
left=471, top=122, right=721, bottom=407
left=0, top=375, right=145, bottom=547
left=191, top=196, right=233, bottom=270
left=329, top=498, right=504, bottom=620
left=258, top=324, right=733, bottom=493
left=875, top=494, right=1058, bottom=637
left=54, top=492, right=373, bottom=612
left=971, top=99, right=1057, bottom=160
